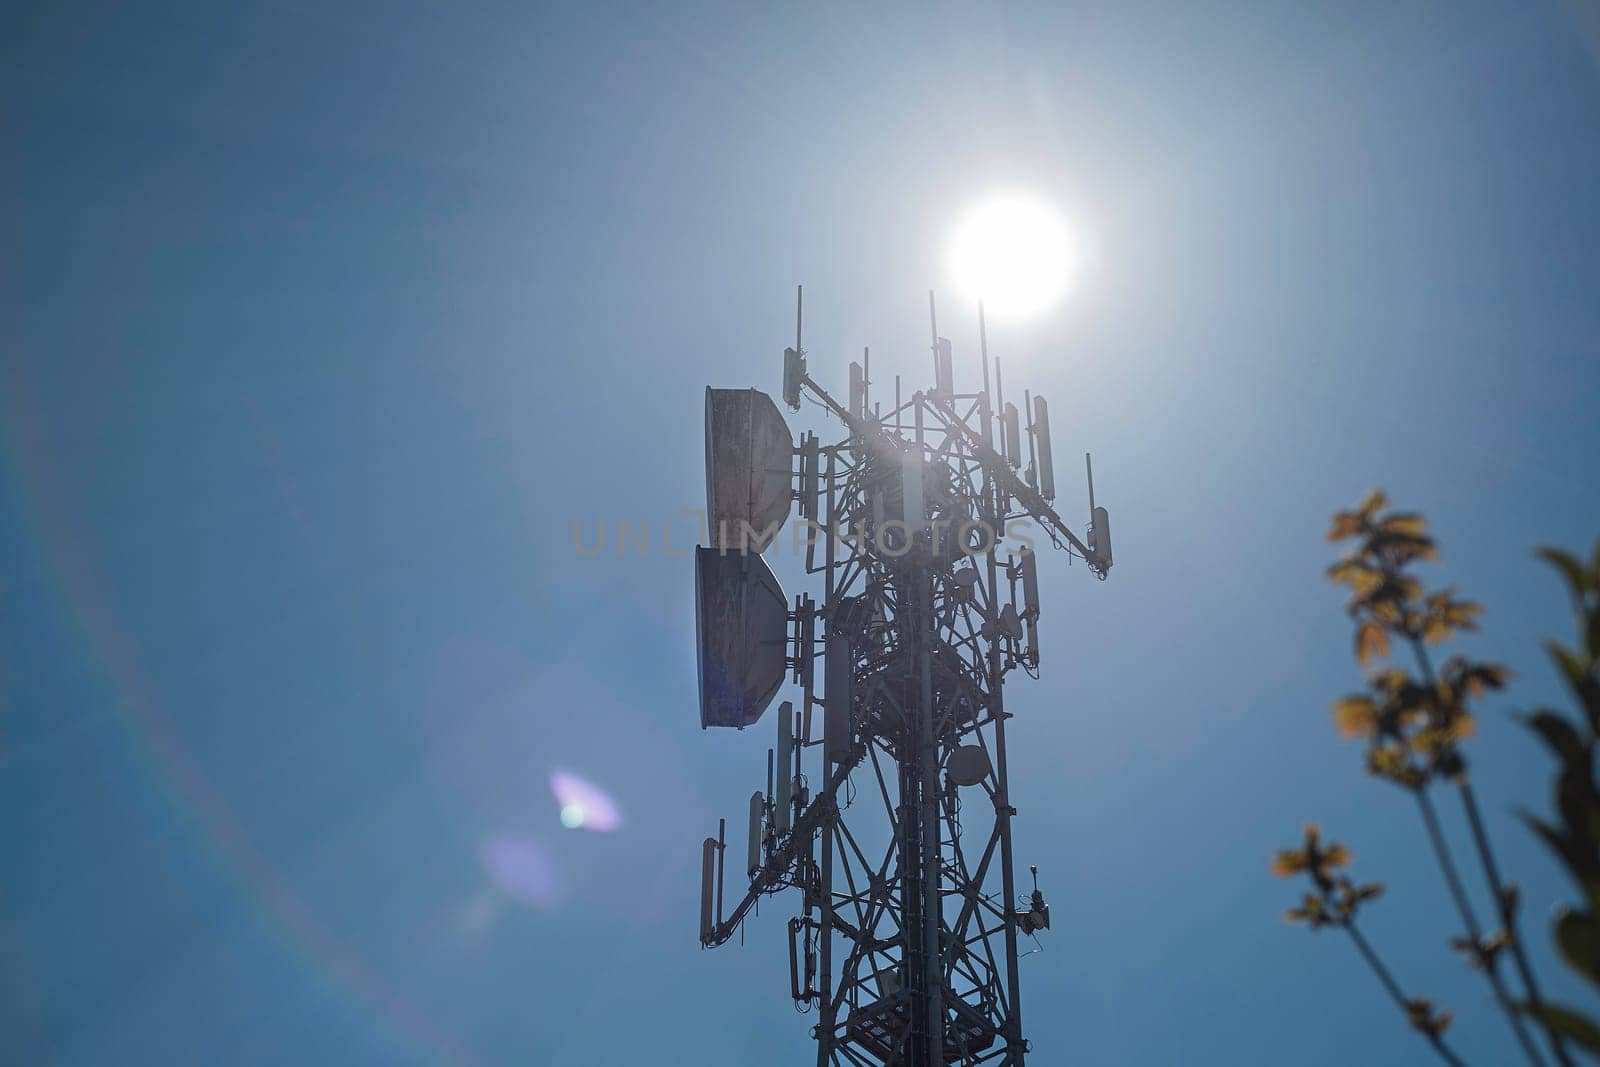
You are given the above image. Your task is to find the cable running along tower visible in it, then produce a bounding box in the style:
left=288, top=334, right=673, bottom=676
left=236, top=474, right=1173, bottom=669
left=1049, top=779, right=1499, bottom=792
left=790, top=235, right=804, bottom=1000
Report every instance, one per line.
left=694, top=289, right=1114, bottom=1066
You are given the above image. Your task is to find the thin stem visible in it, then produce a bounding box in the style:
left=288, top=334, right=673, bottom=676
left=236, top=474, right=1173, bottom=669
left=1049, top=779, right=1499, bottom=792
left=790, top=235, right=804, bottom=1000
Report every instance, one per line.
left=1408, top=634, right=1576, bottom=1067
left=1344, top=919, right=1470, bottom=1067
left=1416, top=786, right=1547, bottom=1066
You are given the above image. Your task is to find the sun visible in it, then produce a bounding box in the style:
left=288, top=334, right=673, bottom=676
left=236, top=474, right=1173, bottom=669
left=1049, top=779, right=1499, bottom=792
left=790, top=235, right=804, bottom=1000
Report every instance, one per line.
left=948, top=195, right=1080, bottom=320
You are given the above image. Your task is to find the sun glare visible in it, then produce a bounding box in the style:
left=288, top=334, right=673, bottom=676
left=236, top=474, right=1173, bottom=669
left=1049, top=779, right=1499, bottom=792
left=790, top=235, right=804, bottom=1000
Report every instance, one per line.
left=948, top=195, right=1079, bottom=320
left=549, top=769, right=623, bottom=832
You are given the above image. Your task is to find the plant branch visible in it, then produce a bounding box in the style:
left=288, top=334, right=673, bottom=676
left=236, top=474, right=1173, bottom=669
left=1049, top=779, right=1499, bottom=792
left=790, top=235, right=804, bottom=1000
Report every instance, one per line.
left=1408, top=635, right=1576, bottom=1067
left=1415, top=788, right=1548, bottom=1065
left=1344, top=919, right=1470, bottom=1067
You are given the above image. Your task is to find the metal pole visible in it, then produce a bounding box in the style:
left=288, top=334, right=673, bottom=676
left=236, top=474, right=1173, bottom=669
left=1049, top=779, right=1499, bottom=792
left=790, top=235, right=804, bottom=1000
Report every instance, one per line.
left=914, top=397, right=945, bottom=1067
left=979, top=301, right=992, bottom=403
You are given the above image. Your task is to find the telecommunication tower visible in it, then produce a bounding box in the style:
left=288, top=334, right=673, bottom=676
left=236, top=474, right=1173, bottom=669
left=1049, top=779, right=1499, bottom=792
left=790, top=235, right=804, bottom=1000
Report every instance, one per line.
left=694, top=288, right=1113, bottom=1066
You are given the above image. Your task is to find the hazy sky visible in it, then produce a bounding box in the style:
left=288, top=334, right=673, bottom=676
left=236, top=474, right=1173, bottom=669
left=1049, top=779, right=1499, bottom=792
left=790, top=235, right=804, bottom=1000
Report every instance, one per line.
left=4, top=2, right=1600, bottom=1064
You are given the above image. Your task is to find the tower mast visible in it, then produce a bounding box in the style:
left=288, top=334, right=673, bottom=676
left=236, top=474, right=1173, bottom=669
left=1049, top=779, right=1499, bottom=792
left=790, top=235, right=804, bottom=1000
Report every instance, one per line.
left=696, top=292, right=1113, bottom=1065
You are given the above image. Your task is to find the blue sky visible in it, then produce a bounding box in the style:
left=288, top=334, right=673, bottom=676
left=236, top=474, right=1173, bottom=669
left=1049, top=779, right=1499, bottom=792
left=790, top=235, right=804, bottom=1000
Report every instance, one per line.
left=3, top=2, right=1599, bottom=1063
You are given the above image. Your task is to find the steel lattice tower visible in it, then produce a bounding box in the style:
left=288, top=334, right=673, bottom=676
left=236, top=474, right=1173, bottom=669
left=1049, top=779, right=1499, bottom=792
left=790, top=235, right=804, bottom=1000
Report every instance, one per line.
left=695, top=291, right=1112, bottom=1067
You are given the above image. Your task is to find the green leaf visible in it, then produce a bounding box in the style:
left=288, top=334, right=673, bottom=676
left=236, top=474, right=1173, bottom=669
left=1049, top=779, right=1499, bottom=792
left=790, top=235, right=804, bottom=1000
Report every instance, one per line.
left=1538, top=546, right=1589, bottom=599
left=1517, top=1000, right=1600, bottom=1055
left=1546, top=640, right=1600, bottom=735
left=1520, top=812, right=1591, bottom=890
left=1523, top=710, right=1587, bottom=764
left=1555, top=907, right=1600, bottom=988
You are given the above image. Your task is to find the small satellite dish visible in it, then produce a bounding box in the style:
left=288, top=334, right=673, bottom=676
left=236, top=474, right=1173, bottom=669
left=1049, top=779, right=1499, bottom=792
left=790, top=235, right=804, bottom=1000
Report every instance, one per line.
left=696, top=547, right=789, bottom=729
left=953, top=566, right=979, bottom=589
left=1032, top=395, right=1056, bottom=502
left=705, top=387, right=793, bottom=552
left=946, top=745, right=991, bottom=787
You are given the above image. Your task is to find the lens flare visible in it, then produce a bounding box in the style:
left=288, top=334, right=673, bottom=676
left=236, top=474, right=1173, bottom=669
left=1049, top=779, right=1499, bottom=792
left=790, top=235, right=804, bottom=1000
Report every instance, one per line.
left=549, top=769, right=622, bottom=832
left=479, top=834, right=562, bottom=907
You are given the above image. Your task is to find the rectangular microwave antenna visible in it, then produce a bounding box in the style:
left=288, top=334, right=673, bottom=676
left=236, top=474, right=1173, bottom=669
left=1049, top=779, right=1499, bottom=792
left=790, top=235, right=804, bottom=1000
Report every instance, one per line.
left=748, top=790, right=764, bottom=877
left=783, top=349, right=805, bottom=411
left=706, top=387, right=794, bottom=551
left=1002, top=403, right=1022, bottom=469
left=700, top=837, right=717, bottom=943
left=1090, top=505, right=1113, bottom=570
left=935, top=337, right=954, bottom=396
left=696, top=547, right=790, bottom=729
left=782, top=285, right=804, bottom=410
left=901, top=450, right=925, bottom=528
left=1019, top=549, right=1040, bottom=620
left=849, top=361, right=866, bottom=418
left=799, top=434, right=819, bottom=522
left=799, top=604, right=815, bottom=693
left=824, top=633, right=853, bottom=764
left=775, top=701, right=794, bottom=832
left=1033, top=395, right=1056, bottom=501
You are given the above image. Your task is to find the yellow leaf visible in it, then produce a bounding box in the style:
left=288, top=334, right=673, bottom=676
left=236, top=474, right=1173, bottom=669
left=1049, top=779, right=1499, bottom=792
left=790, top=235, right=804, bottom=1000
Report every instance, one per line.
left=1351, top=570, right=1384, bottom=598
left=1271, top=850, right=1308, bottom=877
left=1327, top=558, right=1368, bottom=585
left=1356, top=620, right=1390, bottom=666
left=1423, top=617, right=1452, bottom=644
left=1327, top=513, right=1364, bottom=542
left=1332, top=696, right=1379, bottom=739
left=1379, top=513, right=1428, bottom=537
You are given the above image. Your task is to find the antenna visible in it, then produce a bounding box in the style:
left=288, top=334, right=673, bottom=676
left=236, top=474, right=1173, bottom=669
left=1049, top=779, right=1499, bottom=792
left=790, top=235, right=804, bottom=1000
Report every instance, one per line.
left=782, top=285, right=805, bottom=410
left=798, top=434, right=819, bottom=522
left=776, top=701, right=794, bottom=833
left=1033, top=395, right=1056, bottom=502
left=978, top=302, right=991, bottom=402
left=1002, top=404, right=1022, bottom=469
left=699, top=836, right=716, bottom=944
left=935, top=338, right=954, bottom=396
left=695, top=548, right=789, bottom=729
left=823, top=633, right=852, bottom=764
left=901, top=449, right=925, bottom=528
left=747, top=790, right=763, bottom=877
left=1018, top=550, right=1040, bottom=620
left=1087, top=453, right=1112, bottom=572
left=1023, top=388, right=1039, bottom=486
left=705, top=387, right=793, bottom=551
